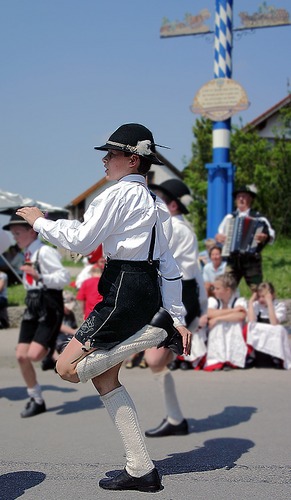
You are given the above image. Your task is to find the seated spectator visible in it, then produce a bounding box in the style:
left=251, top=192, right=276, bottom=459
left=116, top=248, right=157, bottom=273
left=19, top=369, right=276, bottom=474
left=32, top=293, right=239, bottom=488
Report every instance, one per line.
left=247, top=282, right=291, bottom=369
left=0, top=271, right=9, bottom=329
left=41, top=291, right=78, bottom=370
left=203, top=245, right=226, bottom=297
left=203, top=274, right=247, bottom=371
left=198, top=238, right=216, bottom=269
left=76, top=264, right=103, bottom=319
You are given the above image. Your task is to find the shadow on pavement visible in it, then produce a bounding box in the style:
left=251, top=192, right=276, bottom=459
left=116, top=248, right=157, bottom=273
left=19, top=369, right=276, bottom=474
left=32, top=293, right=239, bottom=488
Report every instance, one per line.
left=48, top=394, right=103, bottom=415
left=0, top=470, right=46, bottom=500
left=157, top=437, right=255, bottom=474
left=188, top=405, right=257, bottom=433
left=0, top=384, right=77, bottom=402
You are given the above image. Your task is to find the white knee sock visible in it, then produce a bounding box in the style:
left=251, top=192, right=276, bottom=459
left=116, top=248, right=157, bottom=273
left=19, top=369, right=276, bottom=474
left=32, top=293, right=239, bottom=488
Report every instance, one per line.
left=154, top=369, right=184, bottom=425
left=101, top=386, right=154, bottom=477
left=27, top=383, right=43, bottom=404
left=76, top=325, right=167, bottom=383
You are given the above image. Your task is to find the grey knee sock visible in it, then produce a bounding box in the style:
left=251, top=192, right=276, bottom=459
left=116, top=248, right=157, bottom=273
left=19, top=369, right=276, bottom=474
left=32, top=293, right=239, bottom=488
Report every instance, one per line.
left=101, top=386, right=154, bottom=477
left=154, top=368, right=184, bottom=425
left=76, top=325, right=167, bottom=383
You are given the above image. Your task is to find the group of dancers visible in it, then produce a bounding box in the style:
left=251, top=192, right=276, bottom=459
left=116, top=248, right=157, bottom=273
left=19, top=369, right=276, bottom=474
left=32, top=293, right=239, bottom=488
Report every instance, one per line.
left=4, top=123, right=290, bottom=494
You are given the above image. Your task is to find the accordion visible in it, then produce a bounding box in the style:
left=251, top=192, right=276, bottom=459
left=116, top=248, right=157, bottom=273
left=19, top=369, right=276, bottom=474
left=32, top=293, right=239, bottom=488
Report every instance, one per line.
left=222, top=216, right=267, bottom=257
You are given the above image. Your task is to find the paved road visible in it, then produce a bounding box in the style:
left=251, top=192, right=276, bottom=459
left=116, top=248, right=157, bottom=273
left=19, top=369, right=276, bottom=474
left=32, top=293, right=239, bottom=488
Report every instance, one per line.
left=0, top=328, right=290, bottom=500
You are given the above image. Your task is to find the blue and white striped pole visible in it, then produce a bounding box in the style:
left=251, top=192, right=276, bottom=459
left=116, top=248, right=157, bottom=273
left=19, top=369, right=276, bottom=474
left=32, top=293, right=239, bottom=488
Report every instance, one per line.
left=206, top=0, right=234, bottom=237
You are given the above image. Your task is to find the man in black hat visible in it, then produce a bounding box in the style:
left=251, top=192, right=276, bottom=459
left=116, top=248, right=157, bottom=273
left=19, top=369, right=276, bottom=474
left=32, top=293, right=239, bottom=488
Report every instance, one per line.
left=3, top=213, right=70, bottom=417
left=16, top=123, right=192, bottom=493
left=216, top=185, right=275, bottom=290
left=143, top=179, right=207, bottom=437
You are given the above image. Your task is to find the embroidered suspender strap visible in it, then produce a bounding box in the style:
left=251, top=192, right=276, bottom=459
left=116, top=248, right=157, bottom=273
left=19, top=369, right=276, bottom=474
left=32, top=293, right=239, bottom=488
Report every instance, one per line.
left=148, top=191, right=157, bottom=265
left=34, top=249, right=41, bottom=274
left=147, top=226, right=156, bottom=264
left=34, top=248, right=47, bottom=288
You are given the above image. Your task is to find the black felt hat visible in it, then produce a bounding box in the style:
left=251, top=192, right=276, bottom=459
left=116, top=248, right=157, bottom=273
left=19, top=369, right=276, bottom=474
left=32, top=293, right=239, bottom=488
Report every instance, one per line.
left=149, top=179, right=193, bottom=215
left=94, top=123, right=164, bottom=165
left=233, top=185, right=257, bottom=198
left=2, top=212, right=30, bottom=231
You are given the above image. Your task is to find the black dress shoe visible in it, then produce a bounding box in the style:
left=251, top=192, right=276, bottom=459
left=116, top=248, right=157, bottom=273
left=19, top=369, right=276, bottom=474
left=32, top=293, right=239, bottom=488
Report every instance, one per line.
left=145, top=418, right=189, bottom=437
left=167, top=359, right=180, bottom=371
left=180, top=360, right=192, bottom=370
left=150, top=307, right=183, bottom=355
left=20, top=398, right=46, bottom=418
left=99, top=467, right=163, bottom=492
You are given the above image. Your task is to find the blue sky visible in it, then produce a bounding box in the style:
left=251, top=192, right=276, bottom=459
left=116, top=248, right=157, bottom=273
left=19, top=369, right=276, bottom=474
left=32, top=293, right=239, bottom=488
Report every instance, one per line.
left=1, top=0, right=290, bottom=211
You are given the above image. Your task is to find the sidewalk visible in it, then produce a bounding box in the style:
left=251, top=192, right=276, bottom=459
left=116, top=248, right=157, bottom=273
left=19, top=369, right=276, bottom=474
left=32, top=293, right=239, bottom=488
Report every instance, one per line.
left=1, top=328, right=290, bottom=500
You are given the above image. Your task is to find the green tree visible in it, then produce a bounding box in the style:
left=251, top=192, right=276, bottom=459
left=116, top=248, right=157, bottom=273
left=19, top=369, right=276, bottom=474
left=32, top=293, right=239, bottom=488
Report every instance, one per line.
left=232, top=107, right=291, bottom=236
left=183, top=117, right=212, bottom=238
left=184, top=106, right=291, bottom=238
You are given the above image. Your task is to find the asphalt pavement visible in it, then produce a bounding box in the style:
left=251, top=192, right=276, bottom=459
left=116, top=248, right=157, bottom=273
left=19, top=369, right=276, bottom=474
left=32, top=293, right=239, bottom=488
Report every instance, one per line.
left=0, top=328, right=290, bottom=500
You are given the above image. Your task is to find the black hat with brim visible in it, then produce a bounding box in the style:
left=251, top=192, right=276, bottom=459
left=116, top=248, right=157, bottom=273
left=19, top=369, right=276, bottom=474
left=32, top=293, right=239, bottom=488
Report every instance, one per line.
left=94, top=123, right=164, bottom=165
left=233, top=185, right=257, bottom=198
left=3, top=212, right=31, bottom=231
left=149, top=179, right=193, bottom=215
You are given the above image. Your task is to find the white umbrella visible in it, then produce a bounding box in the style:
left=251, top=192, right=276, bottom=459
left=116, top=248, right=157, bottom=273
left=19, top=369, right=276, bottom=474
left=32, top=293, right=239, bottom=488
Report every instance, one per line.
left=0, top=228, right=23, bottom=284
left=0, top=229, right=11, bottom=254
left=0, top=189, right=24, bottom=211
left=0, top=188, right=69, bottom=218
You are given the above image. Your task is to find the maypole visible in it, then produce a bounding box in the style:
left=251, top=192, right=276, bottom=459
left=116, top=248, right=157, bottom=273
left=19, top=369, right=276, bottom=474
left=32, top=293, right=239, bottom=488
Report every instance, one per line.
left=206, top=0, right=234, bottom=237
left=160, top=1, right=291, bottom=238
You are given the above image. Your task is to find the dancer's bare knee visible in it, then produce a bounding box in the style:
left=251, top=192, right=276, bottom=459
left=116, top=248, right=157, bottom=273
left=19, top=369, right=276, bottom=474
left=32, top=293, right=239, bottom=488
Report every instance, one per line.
left=55, top=360, right=80, bottom=383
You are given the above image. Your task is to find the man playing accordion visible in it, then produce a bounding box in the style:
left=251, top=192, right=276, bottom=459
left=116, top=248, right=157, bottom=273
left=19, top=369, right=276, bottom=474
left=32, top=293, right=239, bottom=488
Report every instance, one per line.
left=215, top=185, right=275, bottom=291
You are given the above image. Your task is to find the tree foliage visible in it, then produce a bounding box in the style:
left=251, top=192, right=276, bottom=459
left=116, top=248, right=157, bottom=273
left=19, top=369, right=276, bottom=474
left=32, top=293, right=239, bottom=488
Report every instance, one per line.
left=183, top=105, right=291, bottom=238
left=183, top=117, right=212, bottom=238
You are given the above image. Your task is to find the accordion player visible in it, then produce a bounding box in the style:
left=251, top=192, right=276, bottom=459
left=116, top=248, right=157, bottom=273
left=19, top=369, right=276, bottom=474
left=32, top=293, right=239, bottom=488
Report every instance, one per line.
left=222, top=215, right=269, bottom=257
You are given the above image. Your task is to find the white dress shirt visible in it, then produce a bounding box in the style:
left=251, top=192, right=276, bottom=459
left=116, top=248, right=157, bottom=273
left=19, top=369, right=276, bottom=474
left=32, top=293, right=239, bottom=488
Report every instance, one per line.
left=168, top=214, right=207, bottom=314
left=33, top=174, right=185, bottom=324
left=24, top=238, right=70, bottom=290
left=169, top=215, right=198, bottom=281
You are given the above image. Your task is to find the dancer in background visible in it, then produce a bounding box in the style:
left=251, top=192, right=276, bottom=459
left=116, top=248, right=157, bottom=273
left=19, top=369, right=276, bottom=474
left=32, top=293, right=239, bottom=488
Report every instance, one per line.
left=143, top=179, right=207, bottom=437
left=3, top=214, right=70, bottom=417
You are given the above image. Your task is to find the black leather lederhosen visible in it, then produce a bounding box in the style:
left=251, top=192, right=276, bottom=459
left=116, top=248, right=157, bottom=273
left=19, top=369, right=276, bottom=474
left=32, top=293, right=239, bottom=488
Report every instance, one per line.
left=75, top=211, right=162, bottom=350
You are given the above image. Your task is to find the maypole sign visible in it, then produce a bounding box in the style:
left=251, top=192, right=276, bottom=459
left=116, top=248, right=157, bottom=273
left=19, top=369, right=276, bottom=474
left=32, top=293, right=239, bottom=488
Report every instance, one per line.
left=238, top=4, right=291, bottom=29
left=160, top=9, right=211, bottom=37
left=160, top=4, right=291, bottom=38
left=191, top=78, right=249, bottom=121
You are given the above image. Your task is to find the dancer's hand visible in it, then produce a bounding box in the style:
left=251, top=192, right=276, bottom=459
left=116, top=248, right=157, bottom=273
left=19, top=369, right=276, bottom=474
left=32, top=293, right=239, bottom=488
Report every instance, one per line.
left=16, top=206, right=45, bottom=227
left=176, top=325, right=192, bottom=355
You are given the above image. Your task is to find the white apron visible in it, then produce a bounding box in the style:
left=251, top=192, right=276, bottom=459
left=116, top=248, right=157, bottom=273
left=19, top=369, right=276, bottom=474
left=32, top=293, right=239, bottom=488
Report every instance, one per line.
left=205, top=321, right=247, bottom=368
left=247, top=322, right=291, bottom=370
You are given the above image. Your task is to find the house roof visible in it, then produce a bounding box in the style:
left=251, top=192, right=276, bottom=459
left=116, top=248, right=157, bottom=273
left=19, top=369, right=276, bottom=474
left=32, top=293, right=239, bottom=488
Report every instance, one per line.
left=66, top=151, right=182, bottom=208
left=67, top=177, right=108, bottom=207
left=244, top=94, right=291, bottom=131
